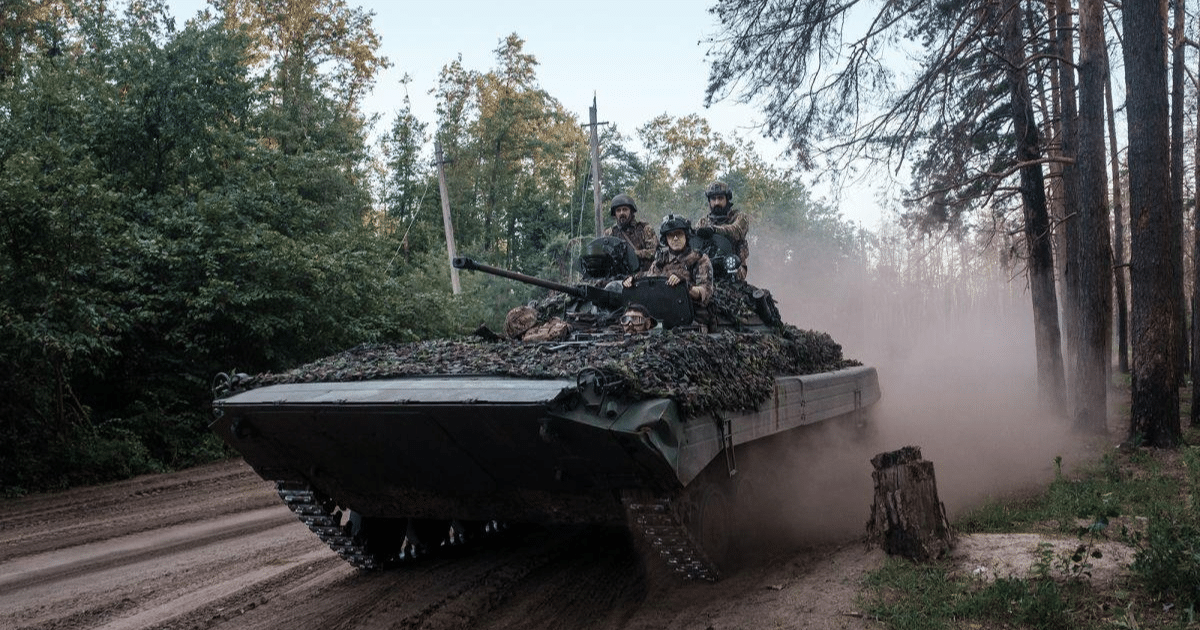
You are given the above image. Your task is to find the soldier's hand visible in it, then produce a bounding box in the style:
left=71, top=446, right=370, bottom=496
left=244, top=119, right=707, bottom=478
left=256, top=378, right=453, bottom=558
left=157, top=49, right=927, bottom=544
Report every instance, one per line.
left=666, top=274, right=682, bottom=286
left=623, top=276, right=634, bottom=288
left=696, top=226, right=714, bottom=238
left=688, top=286, right=702, bottom=300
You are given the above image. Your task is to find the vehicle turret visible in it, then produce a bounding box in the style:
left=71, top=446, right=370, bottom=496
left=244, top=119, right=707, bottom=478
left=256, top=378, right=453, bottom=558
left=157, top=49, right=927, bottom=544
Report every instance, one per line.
left=453, top=256, right=695, bottom=329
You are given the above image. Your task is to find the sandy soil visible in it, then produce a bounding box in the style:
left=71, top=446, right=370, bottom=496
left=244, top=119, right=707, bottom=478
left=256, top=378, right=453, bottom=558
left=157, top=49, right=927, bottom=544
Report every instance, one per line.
left=0, top=455, right=1136, bottom=630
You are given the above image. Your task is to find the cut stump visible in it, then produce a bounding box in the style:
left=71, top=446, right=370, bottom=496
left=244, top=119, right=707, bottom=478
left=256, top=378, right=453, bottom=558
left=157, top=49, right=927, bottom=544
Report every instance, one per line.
left=866, top=445, right=955, bottom=561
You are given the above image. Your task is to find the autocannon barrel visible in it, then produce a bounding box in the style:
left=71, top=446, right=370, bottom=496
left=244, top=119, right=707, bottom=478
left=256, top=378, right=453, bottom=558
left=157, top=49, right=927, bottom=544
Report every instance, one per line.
left=453, top=257, right=589, bottom=300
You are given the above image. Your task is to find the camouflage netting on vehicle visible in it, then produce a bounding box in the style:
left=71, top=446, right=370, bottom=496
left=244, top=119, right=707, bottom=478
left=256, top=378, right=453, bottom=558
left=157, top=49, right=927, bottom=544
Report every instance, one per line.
left=241, top=326, right=858, bottom=417
left=710, top=280, right=777, bottom=325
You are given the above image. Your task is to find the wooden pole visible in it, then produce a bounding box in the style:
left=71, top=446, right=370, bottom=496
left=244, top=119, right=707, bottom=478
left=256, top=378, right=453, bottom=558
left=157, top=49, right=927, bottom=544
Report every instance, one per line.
left=584, top=95, right=608, bottom=238
left=435, top=141, right=461, bottom=295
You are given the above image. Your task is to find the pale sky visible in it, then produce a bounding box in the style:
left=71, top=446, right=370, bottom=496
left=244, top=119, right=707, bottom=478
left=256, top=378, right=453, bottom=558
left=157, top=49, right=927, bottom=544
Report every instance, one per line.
left=164, top=0, right=888, bottom=226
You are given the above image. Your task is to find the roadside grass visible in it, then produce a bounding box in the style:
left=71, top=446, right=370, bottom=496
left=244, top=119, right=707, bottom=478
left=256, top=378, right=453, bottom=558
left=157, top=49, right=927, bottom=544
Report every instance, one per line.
left=860, top=384, right=1200, bottom=629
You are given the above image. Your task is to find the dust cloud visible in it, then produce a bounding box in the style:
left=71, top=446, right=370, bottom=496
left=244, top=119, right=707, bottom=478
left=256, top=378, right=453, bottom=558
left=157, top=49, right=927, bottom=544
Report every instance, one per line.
left=736, top=229, right=1094, bottom=552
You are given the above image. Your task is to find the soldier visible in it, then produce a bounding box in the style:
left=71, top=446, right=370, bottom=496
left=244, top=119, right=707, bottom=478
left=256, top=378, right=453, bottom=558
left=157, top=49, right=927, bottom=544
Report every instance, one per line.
left=696, top=181, right=750, bottom=281
left=503, top=304, right=570, bottom=342
left=607, top=193, right=657, bottom=272
left=503, top=305, right=538, bottom=339
left=619, top=303, right=657, bottom=334
left=624, top=214, right=713, bottom=309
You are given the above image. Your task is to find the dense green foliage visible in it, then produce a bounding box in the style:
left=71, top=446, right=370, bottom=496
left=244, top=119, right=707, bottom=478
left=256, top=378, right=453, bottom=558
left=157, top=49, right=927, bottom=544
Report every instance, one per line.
left=0, top=2, right=865, bottom=495
left=0, top=2, right=452, bottom=494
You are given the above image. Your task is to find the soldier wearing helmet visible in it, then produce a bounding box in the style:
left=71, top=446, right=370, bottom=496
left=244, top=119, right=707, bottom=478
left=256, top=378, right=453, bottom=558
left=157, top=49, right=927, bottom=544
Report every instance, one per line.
left=623, top=214, right=713, bottom=309
left=696, top=181, right=750, bottom=281
left=619, top=303, right=657, bottom=334
left=607, top=193, right=657, bottom=272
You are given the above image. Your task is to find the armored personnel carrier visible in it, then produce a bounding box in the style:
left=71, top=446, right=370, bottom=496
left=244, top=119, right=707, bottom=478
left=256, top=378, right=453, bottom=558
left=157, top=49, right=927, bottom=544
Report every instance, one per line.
left=211, top=239, right=880, bottom=581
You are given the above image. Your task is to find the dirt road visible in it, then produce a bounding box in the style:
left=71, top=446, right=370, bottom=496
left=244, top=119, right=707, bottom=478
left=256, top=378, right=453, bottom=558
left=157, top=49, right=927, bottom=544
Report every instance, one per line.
left=0, top=458, right=885, bottom=630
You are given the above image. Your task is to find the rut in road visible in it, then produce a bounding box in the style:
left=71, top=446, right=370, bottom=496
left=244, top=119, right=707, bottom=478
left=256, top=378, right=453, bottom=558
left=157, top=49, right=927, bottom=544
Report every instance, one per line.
left=0, top=460, right=657, bottom=630
left=0, top=458, right=887, bottom=630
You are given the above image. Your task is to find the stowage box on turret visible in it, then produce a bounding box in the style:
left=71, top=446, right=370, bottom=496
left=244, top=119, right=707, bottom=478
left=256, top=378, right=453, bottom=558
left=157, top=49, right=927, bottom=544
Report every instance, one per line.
left=211, top=254, right=880, bottom=581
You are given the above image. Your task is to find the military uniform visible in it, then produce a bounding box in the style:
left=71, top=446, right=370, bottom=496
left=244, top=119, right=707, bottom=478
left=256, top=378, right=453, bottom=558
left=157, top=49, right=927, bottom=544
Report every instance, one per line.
left=608, top=220, right=657, bottom=272
left=504, top=304, right=573, bottom=342
left=647, top=248, right=714, bottom=306
left=697, top=208, right=750, bottom=281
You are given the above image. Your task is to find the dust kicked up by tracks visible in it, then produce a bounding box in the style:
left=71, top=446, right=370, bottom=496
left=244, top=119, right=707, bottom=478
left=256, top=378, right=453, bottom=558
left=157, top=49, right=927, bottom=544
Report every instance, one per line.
left=0, top=458, right=884, bottom=630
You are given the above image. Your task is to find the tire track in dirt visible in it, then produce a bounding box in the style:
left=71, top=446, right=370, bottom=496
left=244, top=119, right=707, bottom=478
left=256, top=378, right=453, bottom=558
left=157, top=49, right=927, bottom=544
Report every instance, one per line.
left=0, top=460, right=279, bottom=562
left=2, top=513, right=335, bottom=630
left=195, top=525, right=637, bottom=630
left=0, top=506, right=294, bottom=593
left=0, top=458, right=884, bottom=630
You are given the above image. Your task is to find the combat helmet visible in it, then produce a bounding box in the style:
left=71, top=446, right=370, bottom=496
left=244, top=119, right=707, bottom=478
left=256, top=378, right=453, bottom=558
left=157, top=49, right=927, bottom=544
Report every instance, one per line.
left=705, top=181, right=734, bottom=216
left=658, top=214, right=693, bottom=245
left=609, top=193, right=639, bottom=216
left=705, top=181, right=733, bottom=202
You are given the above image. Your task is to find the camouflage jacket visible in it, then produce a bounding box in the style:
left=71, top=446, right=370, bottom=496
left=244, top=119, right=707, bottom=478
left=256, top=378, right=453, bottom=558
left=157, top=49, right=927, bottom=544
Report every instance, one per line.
left=608, top=220, right=657, bottom=271
left=647, top=248, right=713, bottom=306
left=698, top=208, right=750, bottom=280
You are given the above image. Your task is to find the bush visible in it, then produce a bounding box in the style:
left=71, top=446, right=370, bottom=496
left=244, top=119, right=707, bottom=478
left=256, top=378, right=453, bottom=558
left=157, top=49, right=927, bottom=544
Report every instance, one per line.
left=1130, top=507, right=1200, bottom=614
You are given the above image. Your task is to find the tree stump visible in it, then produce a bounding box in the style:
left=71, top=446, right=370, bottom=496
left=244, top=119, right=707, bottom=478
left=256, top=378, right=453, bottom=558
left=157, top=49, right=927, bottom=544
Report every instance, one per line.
left=866, top=446, right=955, bottom=561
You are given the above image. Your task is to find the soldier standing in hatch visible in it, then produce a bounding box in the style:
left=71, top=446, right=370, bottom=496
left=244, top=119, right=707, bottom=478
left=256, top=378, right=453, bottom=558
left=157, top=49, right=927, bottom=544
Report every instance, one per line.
left=619, top=303, right=657, bottom=334
left=695, top=181, right=750, bottom=281
left=624, top=215, right=714, bottom=329
left=607, top=193, right=657, bottom=272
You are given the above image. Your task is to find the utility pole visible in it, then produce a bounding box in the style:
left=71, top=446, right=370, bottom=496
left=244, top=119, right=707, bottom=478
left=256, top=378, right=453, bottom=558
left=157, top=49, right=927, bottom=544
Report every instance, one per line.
left=582, top=95, right=609, bottom=237
left=435, top=141, right=461, bottom=295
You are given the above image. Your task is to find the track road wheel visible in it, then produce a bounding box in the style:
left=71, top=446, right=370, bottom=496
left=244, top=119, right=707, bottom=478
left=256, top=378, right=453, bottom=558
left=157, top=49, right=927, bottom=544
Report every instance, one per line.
left=686, top=484, right=732, bottom=572
left=346, top=511, right=407, bottom=566
left=406, top=518, right=450, bottom=556
left=449, top=519, right=489, bottom=545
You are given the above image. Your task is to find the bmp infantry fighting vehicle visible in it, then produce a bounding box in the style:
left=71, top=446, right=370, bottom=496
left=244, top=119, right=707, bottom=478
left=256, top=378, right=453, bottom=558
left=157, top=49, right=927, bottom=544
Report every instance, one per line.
left=211, top=237, right=880, bottom=581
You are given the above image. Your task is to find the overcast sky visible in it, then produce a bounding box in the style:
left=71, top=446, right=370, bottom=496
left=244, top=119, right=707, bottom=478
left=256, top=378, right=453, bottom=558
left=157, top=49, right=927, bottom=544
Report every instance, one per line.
left=165, top=0, right=888, bottom=226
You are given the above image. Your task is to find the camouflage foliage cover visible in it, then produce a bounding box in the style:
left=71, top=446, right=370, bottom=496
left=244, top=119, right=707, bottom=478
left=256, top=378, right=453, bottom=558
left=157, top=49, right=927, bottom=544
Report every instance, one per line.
left=241, top=326, right=858, bottom=417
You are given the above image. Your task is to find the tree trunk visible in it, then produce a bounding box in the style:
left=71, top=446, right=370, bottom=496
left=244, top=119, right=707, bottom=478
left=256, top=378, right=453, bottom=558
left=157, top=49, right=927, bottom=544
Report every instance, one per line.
left=1054, top=0, right=1084, bottom=422
left=1004, top=0, right=1066, bottom=416
left=1038, top=0, right=1067, bottom=289
left=1073, top=0, right=1113, bottom=433
left=1106, top=62, right=1129, bottom=375
left=1123, top=0, right=1181, bottom=448
left=1192, top=50, right=1200, bottom=427
left=1170, top=0, right=1187, bottom=384
left=867, top=447, right=954, bottom=562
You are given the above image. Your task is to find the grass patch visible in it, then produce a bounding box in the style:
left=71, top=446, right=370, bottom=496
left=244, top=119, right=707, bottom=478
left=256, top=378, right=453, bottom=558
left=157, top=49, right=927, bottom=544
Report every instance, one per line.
left=862, top=558, right=1078, bottom=630
left=955, top=452, right=1178, bottom=536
